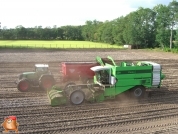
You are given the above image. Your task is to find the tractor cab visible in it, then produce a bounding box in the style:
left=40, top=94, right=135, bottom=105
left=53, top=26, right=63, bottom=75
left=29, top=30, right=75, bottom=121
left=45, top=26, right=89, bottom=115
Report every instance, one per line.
left=34, top=64, right=51, bottom=78
left=35, top=64, right=49, bottom=73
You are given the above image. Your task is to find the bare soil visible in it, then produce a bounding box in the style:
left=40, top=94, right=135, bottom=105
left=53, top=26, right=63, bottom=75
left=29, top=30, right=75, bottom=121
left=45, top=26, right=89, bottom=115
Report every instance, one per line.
left=1, top=48, right=178, bottom=134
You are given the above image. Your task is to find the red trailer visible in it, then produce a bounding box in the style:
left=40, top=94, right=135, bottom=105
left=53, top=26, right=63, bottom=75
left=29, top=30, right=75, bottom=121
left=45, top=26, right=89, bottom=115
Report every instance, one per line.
left=61, top=62, right=98, bottom=84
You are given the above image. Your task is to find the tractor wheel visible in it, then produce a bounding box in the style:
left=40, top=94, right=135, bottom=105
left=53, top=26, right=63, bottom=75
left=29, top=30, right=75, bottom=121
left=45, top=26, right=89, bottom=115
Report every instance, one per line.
left=70, top=90, right=85, bottom=105
left=17, top=79, right=30, bottom=92
left=40, top=76, right=55, bottom=90
left=131, top=86, right=145, bottom=99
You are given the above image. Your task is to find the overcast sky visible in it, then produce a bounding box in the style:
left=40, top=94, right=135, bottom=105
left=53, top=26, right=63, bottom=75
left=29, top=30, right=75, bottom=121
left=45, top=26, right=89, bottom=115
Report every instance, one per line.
left=0, top=0, right=173, bottom=28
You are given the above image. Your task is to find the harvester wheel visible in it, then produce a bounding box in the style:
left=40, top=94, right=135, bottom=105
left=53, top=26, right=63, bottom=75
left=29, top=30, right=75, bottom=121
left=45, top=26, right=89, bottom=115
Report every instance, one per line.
left=40, top=76, right=55, bottom=90
left=70, top=90, right=85, bottom=105
left=131, top=86, right=145, bottom=99
left=17, top=79, right=30, bottom=92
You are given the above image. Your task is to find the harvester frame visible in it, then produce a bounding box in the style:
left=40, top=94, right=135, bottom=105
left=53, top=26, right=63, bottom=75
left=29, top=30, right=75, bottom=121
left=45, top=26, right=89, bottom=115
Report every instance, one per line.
left=47, top=56, right=165, bottom=106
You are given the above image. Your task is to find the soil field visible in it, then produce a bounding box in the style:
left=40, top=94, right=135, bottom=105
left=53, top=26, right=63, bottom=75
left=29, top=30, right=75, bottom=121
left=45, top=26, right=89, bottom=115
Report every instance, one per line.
left=1, top=49, right=178, bottom=134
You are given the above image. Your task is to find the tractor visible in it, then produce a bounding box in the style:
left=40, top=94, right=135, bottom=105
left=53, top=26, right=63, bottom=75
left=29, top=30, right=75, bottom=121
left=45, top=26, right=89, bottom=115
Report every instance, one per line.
left=47, top=56, right=165, bottom=106
left=16, top=64, right=55, bottom=92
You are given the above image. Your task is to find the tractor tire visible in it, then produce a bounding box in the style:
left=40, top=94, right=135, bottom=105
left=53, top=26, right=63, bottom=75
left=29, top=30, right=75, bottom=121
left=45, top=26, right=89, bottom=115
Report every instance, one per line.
left=17, top=79, right=30, bottom=92
left=70, top=90, right=85, bottom=105
left=131, top=86, right=145, bottom=99
left=39, top=76, right=55, bottom=90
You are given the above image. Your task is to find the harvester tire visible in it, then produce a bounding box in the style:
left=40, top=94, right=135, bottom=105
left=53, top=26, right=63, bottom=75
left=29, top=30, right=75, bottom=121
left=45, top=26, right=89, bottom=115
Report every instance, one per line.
left=17, top=79, right=30, bottom=92
left=131, top=86, right=145, bottom=99
left=70, top=90, right=85, bottom=105
left=40, top=76, right=55, bottom=90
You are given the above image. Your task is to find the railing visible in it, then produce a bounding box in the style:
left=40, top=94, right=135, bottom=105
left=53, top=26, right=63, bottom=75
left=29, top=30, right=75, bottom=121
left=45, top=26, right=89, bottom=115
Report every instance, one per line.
left=0, top=44, right=123, bottom=49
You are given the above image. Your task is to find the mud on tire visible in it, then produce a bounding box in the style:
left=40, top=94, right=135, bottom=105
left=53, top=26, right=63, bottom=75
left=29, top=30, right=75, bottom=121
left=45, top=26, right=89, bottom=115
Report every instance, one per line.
left=17, top=78, right=30, bottom=92
left=131, top=86, right=146, bottom=99
left=70, top=90, right=85, bottom=105
left=39, top=76, right=55, bottom=90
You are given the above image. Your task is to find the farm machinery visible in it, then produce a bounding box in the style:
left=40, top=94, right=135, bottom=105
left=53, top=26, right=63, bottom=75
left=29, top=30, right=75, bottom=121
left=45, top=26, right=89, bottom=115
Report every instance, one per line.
left=47, top=56, right=165, bottom=106
left=16, top=62, right=98, bottom=92
left=61, top=62, right=98, bottom=88
left=16, top=64, right=55, bottom=92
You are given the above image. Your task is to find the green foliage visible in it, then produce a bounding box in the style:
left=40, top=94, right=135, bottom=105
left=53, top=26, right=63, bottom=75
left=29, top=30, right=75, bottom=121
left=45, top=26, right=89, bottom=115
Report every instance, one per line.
left=175, top=30, right=178, bottom=45
left=1, top=1, right=178, bottom=49
left=0, top=25, right=83, bottom=40
left=122, top=8, right=157, bottom=48
left=163, top=47, right=171, bottom=52
left=154, top=4, right=171, bottom=48
left=161, top=47, right=178, bottom=53
left=112, top=17, right=126, bottom=45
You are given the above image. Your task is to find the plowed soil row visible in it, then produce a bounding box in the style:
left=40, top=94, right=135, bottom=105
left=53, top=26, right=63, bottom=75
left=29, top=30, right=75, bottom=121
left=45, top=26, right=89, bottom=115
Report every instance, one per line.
left=1, top=49, right=178, bottom=134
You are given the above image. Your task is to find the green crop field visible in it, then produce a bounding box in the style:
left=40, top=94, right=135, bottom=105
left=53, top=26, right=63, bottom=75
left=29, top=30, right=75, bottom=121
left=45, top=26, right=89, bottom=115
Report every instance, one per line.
left=0, top=40, right=123, bottom=49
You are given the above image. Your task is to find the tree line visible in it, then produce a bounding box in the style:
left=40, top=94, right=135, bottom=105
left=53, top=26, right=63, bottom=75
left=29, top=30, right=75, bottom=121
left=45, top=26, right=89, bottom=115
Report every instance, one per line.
left=0, top=0, right=178, bottom=49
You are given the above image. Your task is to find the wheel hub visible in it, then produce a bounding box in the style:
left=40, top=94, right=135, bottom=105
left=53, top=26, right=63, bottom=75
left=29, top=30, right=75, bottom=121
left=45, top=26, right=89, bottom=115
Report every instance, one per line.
left=134, top=88, right=142, bottom=97
left=70, top=90, right=84, bottom=105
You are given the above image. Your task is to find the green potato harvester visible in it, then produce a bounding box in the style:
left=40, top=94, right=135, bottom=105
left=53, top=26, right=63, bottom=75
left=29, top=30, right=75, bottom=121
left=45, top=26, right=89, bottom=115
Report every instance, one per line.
left=47, top=56, right=165, bottom=106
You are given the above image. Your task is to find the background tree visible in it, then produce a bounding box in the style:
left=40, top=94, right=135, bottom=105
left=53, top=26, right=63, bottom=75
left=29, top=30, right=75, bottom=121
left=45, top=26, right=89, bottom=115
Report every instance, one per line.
left=153, top=4, right=171, bottom=49
left=0, top=0, right=177, bottom=49
left=112, top=16, right=126, bottom=45
left=168, top=0, right=178, bottom=48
